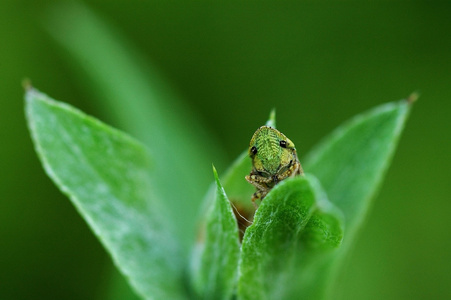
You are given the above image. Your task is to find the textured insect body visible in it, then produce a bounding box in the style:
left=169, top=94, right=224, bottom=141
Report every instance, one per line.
left=246, top=126, right=303, bottom=203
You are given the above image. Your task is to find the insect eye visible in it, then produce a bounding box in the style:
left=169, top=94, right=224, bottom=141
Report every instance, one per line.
left=279, top=140, right=287, bottom=148
left=251, top=146, right=258, bottom=155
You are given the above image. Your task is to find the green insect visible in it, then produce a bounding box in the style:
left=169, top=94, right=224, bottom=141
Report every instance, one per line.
left=245, top=126, right=303, bottom=203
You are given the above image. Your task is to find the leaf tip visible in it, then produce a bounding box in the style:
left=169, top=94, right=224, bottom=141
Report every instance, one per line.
left=265, top=108, right=277, bottom=128
left=23, top=81, right=41, bottom=110
left=24, top=85, right=48, bottom=108
left=24, top=85, right=41, bottom=128
left=406, top=91, right=420, bottom=105
left=24, top=87, right=56, bottom=127
left=212, top=164, right=220, bottom=183
left=22, top=78, right=33, bottom=92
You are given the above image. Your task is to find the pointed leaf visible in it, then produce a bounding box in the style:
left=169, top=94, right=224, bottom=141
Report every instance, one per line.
left=191, top=166, right=240, bottom=299
left=304, top=100, right=410, bottom=244
left=303, top=99, right=412, bottom=298
left=265, top=109, right=276, bottom=128
left=26, top=89, right=186, bottom=300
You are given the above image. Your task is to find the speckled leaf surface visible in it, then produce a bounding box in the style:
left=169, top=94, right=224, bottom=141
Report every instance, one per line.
left=237, top=175, right=343, bottom=300
left=26, top=89, right=186, bottom=300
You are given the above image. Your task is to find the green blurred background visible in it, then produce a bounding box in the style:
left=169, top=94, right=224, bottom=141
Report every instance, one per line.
left=1, top=1, right=450, bottom=299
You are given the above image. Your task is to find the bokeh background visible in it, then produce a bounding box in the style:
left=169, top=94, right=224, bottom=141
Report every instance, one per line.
left=1, top=1, right=450, bottom=299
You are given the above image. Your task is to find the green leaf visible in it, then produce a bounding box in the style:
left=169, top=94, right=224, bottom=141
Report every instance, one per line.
left=46, top=2, right=226, bottom=252
left=189, top=110, right=278, bottom=298
left=303, top=99, right=412, bottom=297
left=283, top=176, right=344, bottom=299
left=191, top=166, right=240, bottom=300
left=237, top=175, right=343, bottom=300
left=265, top=108, right=276, bottom=128
left=304, top=100, right=410, bottom=243
left=26, top=88, right=187, bottom=300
